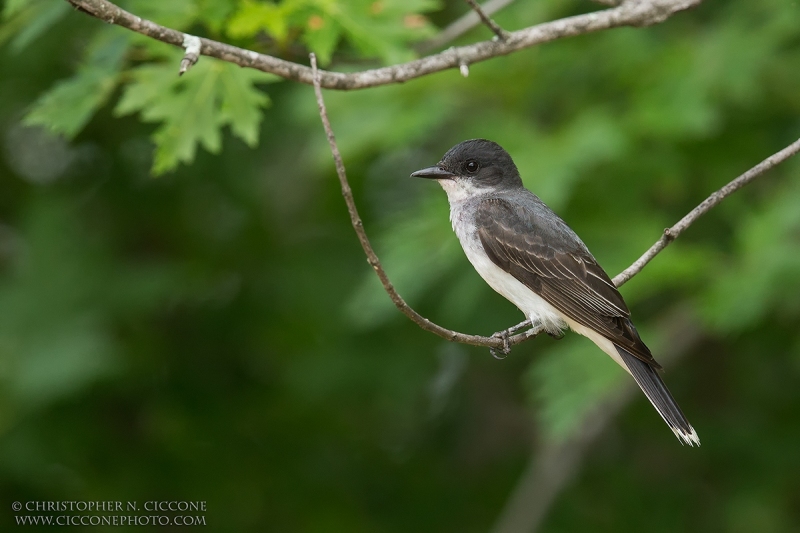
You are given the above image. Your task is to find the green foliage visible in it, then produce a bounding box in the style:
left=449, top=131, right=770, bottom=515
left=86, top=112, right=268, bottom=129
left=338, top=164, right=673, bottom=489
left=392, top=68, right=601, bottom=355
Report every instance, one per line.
left=1, top=0, right=30, bottom=18
left=227, top=0, right=439, bottom=64
left=125, top=0, right=199, bottom=30
left=528, top=337, right=626, bottom=442
left=0, top=194, right=190, bottom=414
left=0, top=196, right=120, bottom=411
left=0, top=0, right=69, bottom=52
left=22, top=29, right=129, bottom=137
left=702, top=168, right=800, bottom=331
left=23, top=65, right=119, bottom=138
left=115, top=52, right=277, bottom=173
left=196, top=0, right=238, bottom=33
left=2, top=0, right=440, bottom=173
left=345, top=198, right=460, bottom=328
left=227, top=1, right=295, bottom=42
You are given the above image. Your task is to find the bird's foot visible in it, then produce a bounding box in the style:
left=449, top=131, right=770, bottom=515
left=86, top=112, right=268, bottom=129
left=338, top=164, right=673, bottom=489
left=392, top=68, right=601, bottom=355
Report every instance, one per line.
left=489, top=330, right=511, bottom=360
left=547, top=330, right=565, bottom=340
left=489, top=319, right=533, bottom=359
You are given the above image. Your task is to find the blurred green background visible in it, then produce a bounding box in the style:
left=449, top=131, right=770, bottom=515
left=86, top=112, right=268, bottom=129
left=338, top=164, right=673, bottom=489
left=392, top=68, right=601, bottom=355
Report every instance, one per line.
left=1, top=0, right=800, bottom=531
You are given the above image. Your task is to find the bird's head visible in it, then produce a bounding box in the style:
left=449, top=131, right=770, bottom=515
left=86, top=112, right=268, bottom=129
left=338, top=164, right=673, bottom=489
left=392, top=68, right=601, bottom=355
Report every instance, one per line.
left=410, top=139, right=523, bottom=195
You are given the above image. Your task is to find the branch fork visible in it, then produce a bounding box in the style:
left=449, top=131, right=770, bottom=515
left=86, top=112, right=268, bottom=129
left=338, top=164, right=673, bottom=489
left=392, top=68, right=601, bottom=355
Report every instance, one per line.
left=464, top=0, right=510, bottom=42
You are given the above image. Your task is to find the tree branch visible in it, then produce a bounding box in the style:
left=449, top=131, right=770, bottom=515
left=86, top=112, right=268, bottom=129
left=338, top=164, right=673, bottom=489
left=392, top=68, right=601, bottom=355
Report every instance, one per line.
left=420, top=0, right=516, bottom=53
left=310, top=53, right=535, bottom=352
left=464, top=0, right=509, bottom=41
left=65, top=0, right=702, bottom=90
left=613, top=136, right=800, bottom=287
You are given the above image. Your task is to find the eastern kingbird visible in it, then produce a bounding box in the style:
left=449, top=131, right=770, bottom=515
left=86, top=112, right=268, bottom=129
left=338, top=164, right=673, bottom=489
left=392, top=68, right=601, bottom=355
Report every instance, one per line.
left=411, top=139, right=699, bottom=446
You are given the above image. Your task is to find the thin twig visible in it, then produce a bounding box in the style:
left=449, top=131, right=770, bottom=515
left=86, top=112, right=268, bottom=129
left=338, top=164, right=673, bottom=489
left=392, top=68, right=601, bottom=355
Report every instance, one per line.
left=421, top=0, right=516, bottom=53
left=464, top=0, right=509, bottom=41
left=65, top=0, right=702, bottom=90
left=613, top=137, right=800, bottom=287
left=310, top=53, right=535, bottom=351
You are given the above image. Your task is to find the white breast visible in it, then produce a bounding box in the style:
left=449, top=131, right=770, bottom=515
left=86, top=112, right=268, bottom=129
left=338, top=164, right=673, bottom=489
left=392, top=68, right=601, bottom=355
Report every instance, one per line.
left=441, top=180, right=567, bottom=335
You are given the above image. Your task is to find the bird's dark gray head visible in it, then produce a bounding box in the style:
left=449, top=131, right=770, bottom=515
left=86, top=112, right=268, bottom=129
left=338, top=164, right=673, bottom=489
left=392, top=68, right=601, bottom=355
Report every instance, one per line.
left=410, top=139, right=523, bottom=191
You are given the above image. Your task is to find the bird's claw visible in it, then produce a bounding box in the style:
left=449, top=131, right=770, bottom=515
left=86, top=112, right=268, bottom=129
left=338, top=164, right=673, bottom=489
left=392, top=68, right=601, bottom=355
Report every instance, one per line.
left=490, top=328, right=512, bottom=360
left=547, top=330, right=565, bottom=340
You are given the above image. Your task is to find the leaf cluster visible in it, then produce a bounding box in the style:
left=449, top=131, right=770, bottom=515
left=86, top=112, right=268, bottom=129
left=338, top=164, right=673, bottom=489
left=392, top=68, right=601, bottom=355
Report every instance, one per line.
left=5, top=0, right=439, bottom=174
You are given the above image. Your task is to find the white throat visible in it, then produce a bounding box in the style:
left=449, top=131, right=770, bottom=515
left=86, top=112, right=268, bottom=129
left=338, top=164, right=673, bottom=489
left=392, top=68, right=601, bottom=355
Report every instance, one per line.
left=436, top=177, right=488, bottom=205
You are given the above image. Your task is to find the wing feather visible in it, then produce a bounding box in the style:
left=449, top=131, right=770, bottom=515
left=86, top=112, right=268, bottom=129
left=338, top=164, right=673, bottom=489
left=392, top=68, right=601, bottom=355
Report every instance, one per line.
left=476, top=197, right=659, bottom=367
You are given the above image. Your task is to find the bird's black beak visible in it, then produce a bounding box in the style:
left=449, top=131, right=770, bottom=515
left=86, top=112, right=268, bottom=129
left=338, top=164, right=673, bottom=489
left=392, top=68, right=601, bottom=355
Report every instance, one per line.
left=410, top=166, right=455, bottom=180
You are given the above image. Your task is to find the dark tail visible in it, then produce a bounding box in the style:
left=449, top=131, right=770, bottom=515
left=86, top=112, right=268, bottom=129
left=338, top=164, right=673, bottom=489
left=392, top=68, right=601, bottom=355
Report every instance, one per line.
left=616, top=345, right=700, bottom=446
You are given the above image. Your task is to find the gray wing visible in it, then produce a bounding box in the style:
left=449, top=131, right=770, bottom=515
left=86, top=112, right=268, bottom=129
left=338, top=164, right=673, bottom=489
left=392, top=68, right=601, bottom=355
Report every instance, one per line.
left=476, top=197, right=660, bottom=368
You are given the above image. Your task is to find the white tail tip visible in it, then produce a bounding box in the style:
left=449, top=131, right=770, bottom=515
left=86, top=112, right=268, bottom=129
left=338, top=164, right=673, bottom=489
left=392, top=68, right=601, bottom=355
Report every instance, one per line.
left=672, top=425, right=701, bottom=447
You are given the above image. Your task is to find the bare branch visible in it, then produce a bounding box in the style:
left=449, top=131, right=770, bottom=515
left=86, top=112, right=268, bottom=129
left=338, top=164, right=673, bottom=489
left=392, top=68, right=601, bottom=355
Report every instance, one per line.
left=464, top=0, right=509, bottom=41
left=310, top=53, right=536, bottom=351
left=421, top=0, right=516, bottom=52
left=65, top=0, right=702, bottom=90
left=613, top=136, right=800, bottom=287
left=423, top=0, right=514, bottom=52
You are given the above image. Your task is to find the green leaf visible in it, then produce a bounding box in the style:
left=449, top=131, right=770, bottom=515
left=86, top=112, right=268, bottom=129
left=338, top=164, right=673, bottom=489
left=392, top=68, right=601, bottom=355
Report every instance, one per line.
left=126, top=0, right=199, bottom=30
left=115, top=53, right=276, bottom=174
left=196, top=0, right=238, bottom=33
left=226, top=0, right=439, bottom=64
left=134, top=63, right=227, bottom=173
left=1, top=0, right=30, bottom=18
left=302, top=13, right=342, bottom=65
left=227, top=0, right=291, bottom=41
left=333, top=0, right=439, bottom=64
left=150, top=72, right=224, bottom=173
left=218, top=64, right=274, bottom=147
left=0, top=2, right=70, bottom=53
left=23, top=66, right=120, bottom=138
left=22, top=30, right=128, bottom=138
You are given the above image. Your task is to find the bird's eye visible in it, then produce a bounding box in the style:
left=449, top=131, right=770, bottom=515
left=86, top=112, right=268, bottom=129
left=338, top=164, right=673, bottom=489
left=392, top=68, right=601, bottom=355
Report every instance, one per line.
left=464, top=160, right=480, bottom=174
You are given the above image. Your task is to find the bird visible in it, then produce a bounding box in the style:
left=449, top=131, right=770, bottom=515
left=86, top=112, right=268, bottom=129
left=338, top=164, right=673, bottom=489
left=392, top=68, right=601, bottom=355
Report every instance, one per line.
left=410, top=139, right=699, bottom=446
